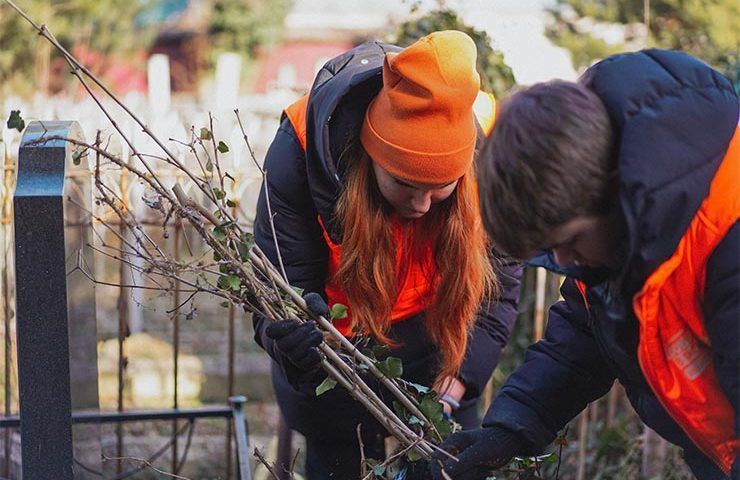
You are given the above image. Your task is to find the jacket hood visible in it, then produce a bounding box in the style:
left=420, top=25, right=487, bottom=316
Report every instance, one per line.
left=536, top=50, right=738, bottom=285
left=300, top=40, right=401, bottom=240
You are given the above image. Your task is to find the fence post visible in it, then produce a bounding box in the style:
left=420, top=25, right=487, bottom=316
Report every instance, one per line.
left=14, top=120, right=95, bottom=479
left=229, top=396, right=253, bottom=480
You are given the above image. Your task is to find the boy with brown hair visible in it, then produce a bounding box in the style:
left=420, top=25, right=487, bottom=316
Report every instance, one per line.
left=424, top=50, right=739, bottom=479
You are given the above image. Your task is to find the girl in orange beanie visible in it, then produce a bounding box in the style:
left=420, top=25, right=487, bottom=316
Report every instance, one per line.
left=252, top=30, right=521, bottom=478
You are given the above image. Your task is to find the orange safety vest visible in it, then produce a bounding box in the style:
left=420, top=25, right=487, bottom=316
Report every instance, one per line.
left=284, top=91, right=496, bottom=336
left=578, top=127, right=740, bottom=474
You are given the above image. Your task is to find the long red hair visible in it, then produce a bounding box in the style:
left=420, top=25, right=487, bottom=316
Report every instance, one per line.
left=334, top=143, right=498, bottom=380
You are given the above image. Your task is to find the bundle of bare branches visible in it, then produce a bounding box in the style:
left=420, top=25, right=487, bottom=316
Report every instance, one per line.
left=5, top=1, right=462, bottom=477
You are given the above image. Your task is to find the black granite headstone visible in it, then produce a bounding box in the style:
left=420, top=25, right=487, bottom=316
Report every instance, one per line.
left=14, top=121, right=101, bottom=479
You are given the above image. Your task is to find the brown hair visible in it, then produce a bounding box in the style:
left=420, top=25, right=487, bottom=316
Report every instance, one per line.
left=478, top=80, right=616, bottom=258
left=334, top=142, right=498, bottom=381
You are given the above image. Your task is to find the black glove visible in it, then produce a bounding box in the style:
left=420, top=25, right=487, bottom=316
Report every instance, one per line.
left=429, top=427, right=523, bottom=480
left=264, top=292, right=327, bottom=371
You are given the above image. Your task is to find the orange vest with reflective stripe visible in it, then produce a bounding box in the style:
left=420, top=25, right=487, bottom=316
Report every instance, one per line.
left=578, top=127, right=740, bottom=473
left=284, top=92, right=496, bottom=335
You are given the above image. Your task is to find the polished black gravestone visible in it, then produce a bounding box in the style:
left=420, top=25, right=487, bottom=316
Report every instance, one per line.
left=14, top=121, right=101, bottom=479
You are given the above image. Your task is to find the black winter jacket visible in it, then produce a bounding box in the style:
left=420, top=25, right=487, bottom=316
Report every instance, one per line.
left=483, top=50, right=739, bottom=479
left=253, top=40, right=522, bottom=401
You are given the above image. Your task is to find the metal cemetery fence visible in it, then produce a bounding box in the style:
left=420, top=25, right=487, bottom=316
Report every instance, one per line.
left=1, top=121, right=253, bottom=479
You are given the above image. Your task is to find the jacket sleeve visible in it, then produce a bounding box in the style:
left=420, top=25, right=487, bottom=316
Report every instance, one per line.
left=703, top=221, right=739, bottom=438
left=481, top=277, right=616, bottom=454
left=458, top=257, right=522, bottom=400
left=252, top=118, right=329, bottom=369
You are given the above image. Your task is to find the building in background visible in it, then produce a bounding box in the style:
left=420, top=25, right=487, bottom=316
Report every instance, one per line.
left=144, top=0, right=209, bottom=94
left=252, top=0, right=408, bottom=94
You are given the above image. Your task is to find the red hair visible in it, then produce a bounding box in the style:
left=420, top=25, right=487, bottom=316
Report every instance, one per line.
left=334, top=144, right=498, bottom=380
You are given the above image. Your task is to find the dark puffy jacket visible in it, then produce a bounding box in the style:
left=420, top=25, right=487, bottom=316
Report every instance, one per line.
left=253, top=40, right=522, bottom=403
left=484, top=50, right=739, bottom=479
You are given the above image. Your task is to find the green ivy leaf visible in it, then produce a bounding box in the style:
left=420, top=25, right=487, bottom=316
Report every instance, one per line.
left=315, top=377, right=337, bottom=396
left=408, top=415, right=424, bottom=426
left=238, top=232, right=256, bottom=261
left=218, top=274, right=241, bottom=291
left=226, top=199, right=236, bottom=208
left=419, top=395, right=443, bottom=422
left=372, top=464, right=386, bottom=476
left=200, top=127, right=212, bottom=140
left=392, top=400, right=408, bottom=420
left=527, top=453, right=558, bottom=465
left=72, top=151, right=84, bottom=166
left=406, top=449, right=422, bottom=462
left=213, top=221, right=235, bottom=242
left=205, top=160, right=214, bottom=172
left=329, top=303, right=348, bottom=321
left=217, top=141, right=229, bottom=153
left=375, top=357, right=403, bottom=379
left=213, top=188, right=225, bottom=200
left=6, top=110, right=25, bottom=132
left=212, top=227, right=226, bottom=241
left=433, top=416, right=452, bottom=439
left=220, top=301, right=230, bottom=308
left=371, top=344, right=390, bottom=358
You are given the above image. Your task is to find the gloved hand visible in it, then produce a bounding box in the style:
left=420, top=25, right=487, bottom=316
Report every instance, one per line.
left=264, top=292, right=327, bottom=372
left=428, top=427, right=523, bottom=480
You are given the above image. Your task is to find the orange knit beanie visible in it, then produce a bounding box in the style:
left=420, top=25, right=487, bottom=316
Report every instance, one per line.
left=360, top=30, right=480, bottom=184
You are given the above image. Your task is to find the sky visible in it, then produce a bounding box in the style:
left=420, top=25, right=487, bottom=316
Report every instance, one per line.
left=430, top=0, right=578, bottom=83
left=286, top=0, right=578, bottom=85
